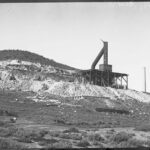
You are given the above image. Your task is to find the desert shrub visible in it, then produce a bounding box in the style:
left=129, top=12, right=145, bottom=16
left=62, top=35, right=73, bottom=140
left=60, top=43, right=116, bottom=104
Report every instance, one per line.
left=56, top=132, right=82, bottom=140
left=81, top=131, right=88, bottom=138
left=0, top=121, right=10, bottom=127
left=54, top=118, right=66, bottom=125
left=116, top=141, right=137, bottom=148
left=58, top=133, right=71, bottom=139
left=0, top=109, right=18, bottom=117
left=37, top=130, right=48, bottom=137
left=38, top=138, right=58, bottom=146
left=14, top=128, right=34, bottom=143
left=144, top=140, right=150, bottom=147
left=135, top=124, right=150, bottom=132
left=14, top=128, right=47, bottom=143
left=0, top=128, right=11, bottom=137
left=116, top=138, right=147, bottom=148
left=88, top=133, right=105, bottom=142
left=128, top=138, right=147, bottom=147
left=63, top=127, right=80, bottom=133
left=76, top=139, right=90, bottom=147
left=92, top=141, right=104, bottom=147
left=61, top=133, right=82, bottom=140
left=49, top=130, right=62, bottom=137
left=76, top=121, right=89, bottom=126
left=0, top=126, right=18, bottom=137
left=110, top=132, right=134, bottom=144
left=0, top=138, right=26, bottom=150
left=107, top=128, right=116, bottom=134
left=70, top=133, right=82, bottom=140
left=95, top=108, right=130, bottom=114
left=47, top=140, right=72, bottom=148
left=5, top=110, right=18, bottom=117
left=42, top=84, right=49, bottom=90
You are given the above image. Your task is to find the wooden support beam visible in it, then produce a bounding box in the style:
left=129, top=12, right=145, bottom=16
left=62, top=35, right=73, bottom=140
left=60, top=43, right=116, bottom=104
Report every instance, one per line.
left=121, top=75, right=122, bottom=86
left=101, top=72, right=104, bottom=86
left=122, top=76, right=127, bottom=82
left=122, top=75, right=128, bottom=89
left=90, top=70, right=92, bottom=84
left=107, top=72, right=109, bottom=86
left=126, top=76, right=128, bottom=89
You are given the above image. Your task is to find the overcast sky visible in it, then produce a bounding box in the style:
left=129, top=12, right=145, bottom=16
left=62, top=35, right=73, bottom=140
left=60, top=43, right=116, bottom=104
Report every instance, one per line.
left=0, top=2, right=150, bottom=92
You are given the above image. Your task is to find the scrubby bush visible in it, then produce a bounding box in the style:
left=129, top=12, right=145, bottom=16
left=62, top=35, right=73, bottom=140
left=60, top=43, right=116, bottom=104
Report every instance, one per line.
left=0, top=128, right=11, bottom=137
left=107, top=128, right=116, bottom=134
left=0, top=109, right=18, bottom=117
left=37, top=130, right=48, bottom=138
left=88, top=133, right=105, bottom=142
left=5, top=110, right=18, bottom=117
left=110, top=131, right=134, bottom=144
left=63, top=127, right=80, bottom=133
left=14, top=128, right=48, bottom=143
left=92, top=141, right=104, bottom=147
left=49, top=130, right=62, bottom=137
left=54, top=118, right=66, bottom=125
left=0, top=138, right=26, bottom=150
left=135, top=124, right=150, bottom=132
left=144, top=140, right=150, bottom=147
left=38, top=138, right=58, bottom=146
left=116, top=138, right=147, bottom=148
left=69, top=133, right=82, bottom=140
left=0, top=126, right=18, bottom=137
left=0, top=121, right=10, bottom=127
left=14, top=128, right=34, bottom=143
left=76, top=139, right=90, bottom=147
left=49, top=130, right=82, bottom=140
left=42, top=84, right=49, bottom=90
left=81, top=131, right=88, bottom=138
left=47, top=140, right=72, bottom=148
left=58, top=133, right=71, bottom=139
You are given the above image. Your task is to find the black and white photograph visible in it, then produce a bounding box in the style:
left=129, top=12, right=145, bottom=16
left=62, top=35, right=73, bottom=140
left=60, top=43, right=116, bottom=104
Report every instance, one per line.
left=0, top=1, right=150, bottom=149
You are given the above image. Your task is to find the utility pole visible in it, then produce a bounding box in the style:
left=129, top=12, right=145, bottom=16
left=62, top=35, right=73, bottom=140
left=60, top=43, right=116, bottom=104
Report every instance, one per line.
left=144, top=67, right=146, bottom=93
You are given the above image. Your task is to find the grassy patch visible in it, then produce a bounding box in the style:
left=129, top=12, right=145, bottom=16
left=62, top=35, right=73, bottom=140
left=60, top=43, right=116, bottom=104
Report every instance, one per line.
left=0, top=109, right=18, bottom=117
left=0, top=120, right=10, bottom=128
left=135, top=124, right=150, bottom=132
left=63, top=127, right=80, bottom=133
left=49, top=130, right=62, bottom=137
left=49, top=129, right=82, bottom=140
left=88, top=132, right=105, bottom=142
left=109, top=131, right=135, bottom=144
left=95, top=108, right=130, bottom=115
left=14, top=128, right=48, bottom=143
left=46, top=140, right=73, bottom=148
left=76, top=139, right=90, bottom=147
left=116, top=138, right=148, bottom=148
left=92, top=141, right=104, bottom=147
left=38, top=138, right=58, bottom=146
left=0, top=126, right=17, bottom=137
left=0, top=138, right=26, bottom=150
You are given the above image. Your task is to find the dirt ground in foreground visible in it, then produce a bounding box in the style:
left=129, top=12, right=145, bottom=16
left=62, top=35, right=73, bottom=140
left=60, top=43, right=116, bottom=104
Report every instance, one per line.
left=0, top=90, right=150, bottom=148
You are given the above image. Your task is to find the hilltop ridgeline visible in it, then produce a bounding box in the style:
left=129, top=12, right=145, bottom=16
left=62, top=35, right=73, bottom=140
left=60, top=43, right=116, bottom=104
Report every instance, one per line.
left=0, top=49, right=76, bottom=70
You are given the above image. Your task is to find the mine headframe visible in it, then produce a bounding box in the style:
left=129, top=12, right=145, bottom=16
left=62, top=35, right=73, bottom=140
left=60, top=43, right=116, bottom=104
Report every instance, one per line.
left=77, top=40, right=128, bottom=89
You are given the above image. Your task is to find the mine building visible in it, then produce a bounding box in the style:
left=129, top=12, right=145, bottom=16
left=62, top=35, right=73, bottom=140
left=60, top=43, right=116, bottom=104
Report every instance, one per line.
left=75, top=40, right=128, bottom=89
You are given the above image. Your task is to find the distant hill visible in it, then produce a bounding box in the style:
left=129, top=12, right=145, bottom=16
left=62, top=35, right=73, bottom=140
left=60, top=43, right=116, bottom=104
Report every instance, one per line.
left=0, top=50, right=77, bottom=70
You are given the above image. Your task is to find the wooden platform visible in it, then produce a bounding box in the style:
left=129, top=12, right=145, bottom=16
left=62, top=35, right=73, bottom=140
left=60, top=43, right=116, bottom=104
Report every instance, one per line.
left=74, top=69, right=128, bottom=89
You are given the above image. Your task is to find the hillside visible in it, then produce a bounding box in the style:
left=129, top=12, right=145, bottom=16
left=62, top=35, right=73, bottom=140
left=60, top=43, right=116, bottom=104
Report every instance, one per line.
left=0, top=50, right=150, bottom=148
left=0, top=50, right=77, bottom=70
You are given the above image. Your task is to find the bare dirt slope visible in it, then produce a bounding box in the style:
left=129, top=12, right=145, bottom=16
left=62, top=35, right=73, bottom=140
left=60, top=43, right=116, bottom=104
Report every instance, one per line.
left=0, top=90, right=150, bottom=149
